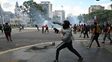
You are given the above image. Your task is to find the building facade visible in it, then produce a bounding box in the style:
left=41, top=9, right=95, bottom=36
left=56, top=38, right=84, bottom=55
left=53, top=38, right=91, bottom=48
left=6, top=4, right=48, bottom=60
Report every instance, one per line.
left=0, top=4, right=14, bottom=24
left=40, top=1, right=52, bottom=20
left=89, top=5, right=104, bottom=13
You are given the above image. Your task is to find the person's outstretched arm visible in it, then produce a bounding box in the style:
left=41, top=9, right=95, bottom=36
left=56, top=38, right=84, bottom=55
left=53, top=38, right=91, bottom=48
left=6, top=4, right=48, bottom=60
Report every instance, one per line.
left=53, top=22, right=63, bottom=26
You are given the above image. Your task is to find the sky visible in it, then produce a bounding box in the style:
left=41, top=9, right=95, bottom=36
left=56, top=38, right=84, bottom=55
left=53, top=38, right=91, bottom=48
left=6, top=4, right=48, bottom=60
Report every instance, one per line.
left=0, top=0, right=112, bottom=16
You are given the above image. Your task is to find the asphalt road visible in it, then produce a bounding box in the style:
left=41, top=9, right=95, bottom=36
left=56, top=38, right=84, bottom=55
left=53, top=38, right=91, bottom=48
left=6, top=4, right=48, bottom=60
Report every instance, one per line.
left=0, top=30, right=61, bottom=51
left=0, top=29, right=112, bottom=52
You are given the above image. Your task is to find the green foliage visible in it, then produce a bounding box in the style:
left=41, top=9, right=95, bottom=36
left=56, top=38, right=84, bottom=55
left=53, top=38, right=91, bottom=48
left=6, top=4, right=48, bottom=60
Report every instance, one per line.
left=23, top=1, right=44, bottom=12
left=77, top=14, right=89, bottom=23
left=32, top=2, right=44, bottom=12
left=78, top=10, right=112, bottom=24
left=77, top=14, right=84, bottom=23
left=21, top=0, right=45, bottom=25
left=89, top=10, right=112, bottom=24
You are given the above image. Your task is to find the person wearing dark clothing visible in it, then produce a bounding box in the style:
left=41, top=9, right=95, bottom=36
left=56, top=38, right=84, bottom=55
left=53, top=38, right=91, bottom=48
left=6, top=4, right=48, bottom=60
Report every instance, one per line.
left=53, top=20, right=83, bottom=62
left=22, top=25, right=24, bottom=29
left=102, top=23, right=112, bottom=44
left=83, top=24, right=89, bottom=38
left=73, top=24, right=77, bottom=34
left=53, top=28, right=59, bottom=34
left=35, top=25, right=40, bottom=31
left=79, top=25, right=84, bottom=37
left=89, top=22, right=101, bottom=48
left=3, top=23, right=12, bottom=41
left=45, top=25, right=49, bottom=33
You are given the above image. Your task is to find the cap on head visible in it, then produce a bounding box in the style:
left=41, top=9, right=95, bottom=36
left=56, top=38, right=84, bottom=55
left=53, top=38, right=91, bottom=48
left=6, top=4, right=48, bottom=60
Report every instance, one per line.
left=63, top=20, right=70, bottom=26
left=63, top=20, right=71, bottom=29
left=5, top=23, right=8, bottom=25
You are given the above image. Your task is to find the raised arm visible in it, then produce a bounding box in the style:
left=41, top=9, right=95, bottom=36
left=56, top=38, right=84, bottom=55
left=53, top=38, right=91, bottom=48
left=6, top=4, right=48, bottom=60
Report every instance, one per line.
left=52, top=22, right=63, bottom=26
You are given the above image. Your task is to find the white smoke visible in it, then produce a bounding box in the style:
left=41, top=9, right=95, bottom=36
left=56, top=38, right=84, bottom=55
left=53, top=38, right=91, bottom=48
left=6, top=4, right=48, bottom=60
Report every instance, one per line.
left=43, top=20, right=48, bottom=26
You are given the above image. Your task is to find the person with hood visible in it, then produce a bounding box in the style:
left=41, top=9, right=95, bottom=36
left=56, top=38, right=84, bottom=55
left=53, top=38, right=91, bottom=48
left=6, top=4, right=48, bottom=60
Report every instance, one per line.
left=53, top=20, right=83, bottom=62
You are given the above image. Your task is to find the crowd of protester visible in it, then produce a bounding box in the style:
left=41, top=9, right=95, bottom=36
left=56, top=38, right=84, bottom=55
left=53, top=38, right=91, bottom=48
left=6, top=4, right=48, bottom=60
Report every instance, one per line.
left=71, top=22, right=112, bottom=46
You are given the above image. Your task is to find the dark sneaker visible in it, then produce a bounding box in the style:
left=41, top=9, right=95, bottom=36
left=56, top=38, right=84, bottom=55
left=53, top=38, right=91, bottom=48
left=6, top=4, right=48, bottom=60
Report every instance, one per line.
left=102, top=42, right=105, bottom=44
left=98, top=45, right=100, bottom=47
left=54, top=60, right=58, bottom=62
left=78, top=57, right=83, bottom=62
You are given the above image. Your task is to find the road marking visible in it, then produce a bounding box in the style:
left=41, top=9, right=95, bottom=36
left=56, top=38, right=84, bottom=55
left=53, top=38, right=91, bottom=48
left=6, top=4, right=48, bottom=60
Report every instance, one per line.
left=0, top=42, right=53, bottom=55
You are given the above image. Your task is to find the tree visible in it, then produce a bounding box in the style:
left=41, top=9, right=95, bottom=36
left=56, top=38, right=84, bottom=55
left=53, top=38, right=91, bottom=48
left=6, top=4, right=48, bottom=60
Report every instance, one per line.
left=77, top=14, right=84, bottom=23
left=89, top=10, right=112, bottom=24
left=78, top=14, right=90, bottom=23
left=82, top=14, right=89, bottom=23
left=78, top=10, right=112, bottom=25
left=22, top=0, right=44, bottom=26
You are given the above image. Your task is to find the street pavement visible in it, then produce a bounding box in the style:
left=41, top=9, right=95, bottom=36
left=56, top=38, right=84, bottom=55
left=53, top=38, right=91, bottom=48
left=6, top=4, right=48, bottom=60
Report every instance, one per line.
left=0, top=40, right=112, bottom=62
left=0, top=27, right=61, bottom=51
left=0, top=28, right=112, bottom=62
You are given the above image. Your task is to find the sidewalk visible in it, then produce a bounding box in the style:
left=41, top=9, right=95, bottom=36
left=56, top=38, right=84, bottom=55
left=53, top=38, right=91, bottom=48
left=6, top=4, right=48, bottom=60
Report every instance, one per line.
left=0, top=41, right=112, bottom=62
